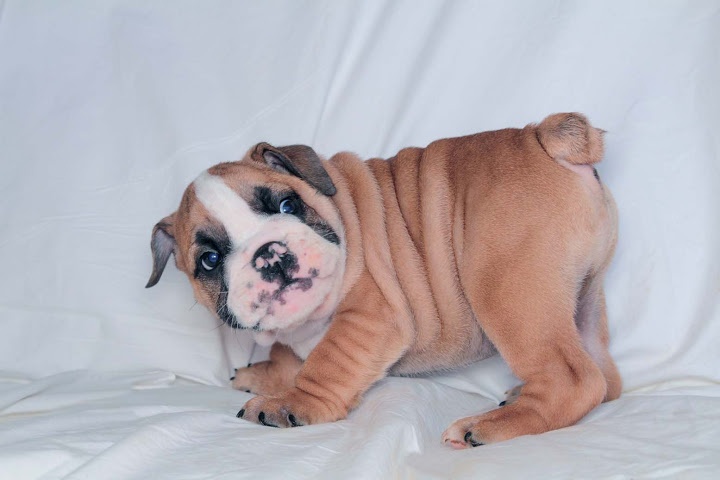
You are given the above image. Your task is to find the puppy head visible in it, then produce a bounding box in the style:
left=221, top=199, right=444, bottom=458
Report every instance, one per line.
left=146, top=143, right=345, bottom=334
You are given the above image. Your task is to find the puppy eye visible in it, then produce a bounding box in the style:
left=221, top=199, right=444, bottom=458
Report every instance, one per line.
left=200, top=251, right=221, bottom=271
left=279, top=197, right=299, bottom=215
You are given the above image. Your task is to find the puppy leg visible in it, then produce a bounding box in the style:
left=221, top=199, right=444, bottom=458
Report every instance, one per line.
left=237, top=272, right=410, bottom=428
left=497, top=278, right=621, bottom=409
left=575, top=277, right=622, bottom=401
left=231, top=343, right=302, bottom=396
left=443, top=263, right=607, bottom=448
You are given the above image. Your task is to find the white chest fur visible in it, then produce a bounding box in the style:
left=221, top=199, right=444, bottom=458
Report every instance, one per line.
left=252, top=316, right=331, bottom=360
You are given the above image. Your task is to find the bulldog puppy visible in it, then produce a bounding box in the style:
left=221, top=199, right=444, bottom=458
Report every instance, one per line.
left=146, top=113, right=621, bottom=448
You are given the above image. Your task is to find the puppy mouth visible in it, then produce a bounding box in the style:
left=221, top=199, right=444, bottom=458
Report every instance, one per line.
left=215, top=239, right=335, bottom=333
left=217, top=243, right=321, bottom=330
left=218, top=275, right=318, bottom=331
left=223, top=316, right=248, bottom=330
left=217, top=308, right=261, bottom=331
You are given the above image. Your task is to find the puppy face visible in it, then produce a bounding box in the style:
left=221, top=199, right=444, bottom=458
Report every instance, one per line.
left=147, top=144, right=346, bottom=334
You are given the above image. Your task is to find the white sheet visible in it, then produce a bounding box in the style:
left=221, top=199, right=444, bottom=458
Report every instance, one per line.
left=1, top=1, right=719, bottom=478
left=1, top=371, right=719, bottom=479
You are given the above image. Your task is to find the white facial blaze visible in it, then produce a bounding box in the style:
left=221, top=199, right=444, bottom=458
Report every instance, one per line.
left=192, top=171, right=264, bottom=246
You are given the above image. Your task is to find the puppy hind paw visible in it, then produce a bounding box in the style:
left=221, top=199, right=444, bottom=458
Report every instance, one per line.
left=464, top=431, right=484, bottom=447
left=445, top=438, right=470, bottom=450
left=442, top=421, right=487, bottom=449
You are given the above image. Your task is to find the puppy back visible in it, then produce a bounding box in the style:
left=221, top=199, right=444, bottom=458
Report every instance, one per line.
left=536, top=113, right=604, bottom=165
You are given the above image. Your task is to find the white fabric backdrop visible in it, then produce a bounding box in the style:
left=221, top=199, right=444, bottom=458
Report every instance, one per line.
left=1, top=1, right=719, bottom=478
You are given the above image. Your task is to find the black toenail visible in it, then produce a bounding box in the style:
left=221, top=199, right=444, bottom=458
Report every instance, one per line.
left=247, top=362, right=253, bottom=367
left=230, top=376, right=235, bottom=381
left=237, top=409, right=245, bottom=418
left=288, top=414, right=298, bottom=427
left=258, top=411, right=278, bottom=428
left=245, top=389, right=251, bottom=393
left=499, top=400, right=506, bottom=407
left=464, top=431, right=484, bottom=447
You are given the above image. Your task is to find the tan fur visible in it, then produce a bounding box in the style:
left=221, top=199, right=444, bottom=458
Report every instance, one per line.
left=232, top=343, right=302, bottom=396
left=149, top=112, right=621, bottom=446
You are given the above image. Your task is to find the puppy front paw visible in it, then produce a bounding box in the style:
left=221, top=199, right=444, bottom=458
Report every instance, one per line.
left=230, top=363, right=264, bottom=394
left=230, top=362, right=291, bottom=396
left=236, top=387, right=345, bottom=428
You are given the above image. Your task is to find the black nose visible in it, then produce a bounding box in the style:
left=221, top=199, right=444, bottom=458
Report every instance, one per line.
left=252, top=242, right=299, bottom=285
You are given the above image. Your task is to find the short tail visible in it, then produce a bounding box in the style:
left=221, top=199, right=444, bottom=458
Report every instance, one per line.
left=536, top=113, right=605, bottom=165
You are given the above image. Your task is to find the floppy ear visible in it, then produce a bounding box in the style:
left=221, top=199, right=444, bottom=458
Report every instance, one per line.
left=251, top=142, right=337, bottom=196
left=146, top=213, right=177, bottom=288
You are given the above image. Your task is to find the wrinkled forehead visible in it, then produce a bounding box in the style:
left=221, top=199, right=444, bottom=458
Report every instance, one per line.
left=174, top=163, right=294, bottom=249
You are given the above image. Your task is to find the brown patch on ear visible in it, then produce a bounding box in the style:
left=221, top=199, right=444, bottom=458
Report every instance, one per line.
left=535, top=112, right=604, bottom=165
left=251, top=142, right=337, bottom=196
left=146, top=213, right=177, bottom=288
